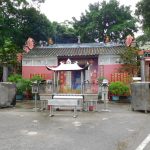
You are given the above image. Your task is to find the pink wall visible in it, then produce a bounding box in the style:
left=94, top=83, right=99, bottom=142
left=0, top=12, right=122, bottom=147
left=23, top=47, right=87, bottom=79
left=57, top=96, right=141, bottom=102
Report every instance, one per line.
left=22, top=64, right=122, bottom=82
left=22, top=66, right=53, bottom=80
left=98, top=64, right=122, bottom=81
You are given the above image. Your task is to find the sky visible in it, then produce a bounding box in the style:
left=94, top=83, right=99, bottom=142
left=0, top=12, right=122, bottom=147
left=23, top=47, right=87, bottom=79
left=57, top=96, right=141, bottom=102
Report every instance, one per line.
left=40, top=0, right=140, bottom=23
left=40, top=0, right=143, bottom=37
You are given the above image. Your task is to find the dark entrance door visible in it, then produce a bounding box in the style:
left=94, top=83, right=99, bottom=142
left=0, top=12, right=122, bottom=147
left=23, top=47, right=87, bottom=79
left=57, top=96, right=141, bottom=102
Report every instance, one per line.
left=72, top=71, right=81, bottom=90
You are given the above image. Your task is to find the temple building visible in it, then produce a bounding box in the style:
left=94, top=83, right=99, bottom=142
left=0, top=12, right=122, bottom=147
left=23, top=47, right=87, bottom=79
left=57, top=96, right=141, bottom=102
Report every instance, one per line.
left=22, top=43, right=127, bottom=93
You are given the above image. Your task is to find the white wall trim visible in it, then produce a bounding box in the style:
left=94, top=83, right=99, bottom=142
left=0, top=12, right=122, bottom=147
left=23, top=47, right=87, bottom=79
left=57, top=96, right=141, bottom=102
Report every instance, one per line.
left=22, top=57, right=57, bottom=66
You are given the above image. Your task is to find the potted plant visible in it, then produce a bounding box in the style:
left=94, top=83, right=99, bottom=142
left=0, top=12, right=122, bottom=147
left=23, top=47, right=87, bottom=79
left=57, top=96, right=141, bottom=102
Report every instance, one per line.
left=23, top=79, right=32, bottom=99
left=8, top=74, right=27, bottom=100
left=109, top=81, right=130, bottom=101
left=15, top=80, right=26, bottom=100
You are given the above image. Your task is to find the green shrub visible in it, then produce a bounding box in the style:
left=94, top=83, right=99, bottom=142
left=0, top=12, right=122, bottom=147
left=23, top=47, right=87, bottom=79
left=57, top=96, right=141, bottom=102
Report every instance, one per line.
left=30, top=75, right=43, bottom=82
left=8, top=74, right=32, bottom=94
left=109, top=81, right=130, bottom=96
left=8, top=74, right=22, bottom=83
left=15, top=79, right=26, bottom=94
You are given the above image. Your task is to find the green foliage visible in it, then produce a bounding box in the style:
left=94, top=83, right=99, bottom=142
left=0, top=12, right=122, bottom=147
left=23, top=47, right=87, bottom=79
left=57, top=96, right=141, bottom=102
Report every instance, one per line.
left=16, top=80, right=26, bottom=94
left=0, top=0, right=46, bottom=47
left=119, top=47, right=140, bottom=77
left=0, top=39, right=18, bottom=65
left=19, top=7, right=54, bottom=45
left=8, top=74, right=22, bottom=83
left=8, top=74, right=32, bottom=94
left=0, top=38, right=19, bottom=81
left=136, top=0, right=150, bottom=31
left=30, top=75, right=43, bottom=82
left=8, top=74, right=24, bottom=94
left=52, top=21, right=77, bottom=43
left=0, top=0, right=77, bottom=46
left=136, top=34, right=150, bottom=46
left=72, top=0, right=137, bottom=42
left=135, top=0, right=150, bottom=44
left=109, top=81, right=130, bottom=96
left=0, top=0, right=28, bottom=47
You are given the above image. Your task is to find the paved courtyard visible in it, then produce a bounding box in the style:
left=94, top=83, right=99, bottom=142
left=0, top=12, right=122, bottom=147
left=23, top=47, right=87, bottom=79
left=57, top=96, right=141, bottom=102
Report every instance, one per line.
left=0, top=100, right=150, bottom=150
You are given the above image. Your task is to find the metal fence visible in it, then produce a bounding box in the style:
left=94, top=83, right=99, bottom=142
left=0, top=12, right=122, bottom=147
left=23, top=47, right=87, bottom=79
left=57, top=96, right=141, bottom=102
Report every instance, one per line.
left=82, top=83, right=99, bottom=94
left=38, top=81, right=99, bottom=94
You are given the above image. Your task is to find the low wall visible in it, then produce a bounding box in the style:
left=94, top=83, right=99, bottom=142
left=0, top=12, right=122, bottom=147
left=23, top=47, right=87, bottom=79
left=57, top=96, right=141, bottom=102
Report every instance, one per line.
left=0, top=82, right=16, bottom=107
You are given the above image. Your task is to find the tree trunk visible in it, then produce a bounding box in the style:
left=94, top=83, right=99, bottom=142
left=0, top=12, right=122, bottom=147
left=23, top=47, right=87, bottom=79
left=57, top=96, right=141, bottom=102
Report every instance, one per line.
left=3, top=65, right=8, bottom=82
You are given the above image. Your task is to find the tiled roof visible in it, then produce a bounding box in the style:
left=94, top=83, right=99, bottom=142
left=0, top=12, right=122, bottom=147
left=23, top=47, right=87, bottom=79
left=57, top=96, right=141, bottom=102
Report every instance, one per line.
left=23, top=43, right=126, bottom=58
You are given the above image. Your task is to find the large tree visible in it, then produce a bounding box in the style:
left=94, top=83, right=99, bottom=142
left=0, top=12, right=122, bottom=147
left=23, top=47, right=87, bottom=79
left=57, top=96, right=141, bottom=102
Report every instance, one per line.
left=52, top=21, right=77, bottom=44
left=135, top=0, right=150, bottom=43
left=136, top=0, right=150, bottom=33
left=0, top=0, right=45, bottom=47
left=0, top=39, right=19, bottom=81
left=119, top=47, right=140, bottom=77
left=18, top=7, right=54, bottom=46
left=72, top=0, right=137, bottom=43
left=0, top=0, right=22, bottom=46
left=0, top=0, right=46, bottom=81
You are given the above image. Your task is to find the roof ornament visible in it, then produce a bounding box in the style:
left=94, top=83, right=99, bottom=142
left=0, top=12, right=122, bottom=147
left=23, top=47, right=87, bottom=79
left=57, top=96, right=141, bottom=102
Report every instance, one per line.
left=48, top=38, right=53, bottom=45
left=94, top=38, right=99, bottom=43
left=23, top=37, right=35, bottom=53
left=39, top=40, right=47, bottom=47
left=74, top=61, right=78, bottom=64
left=125, top=34, right=134, bottom=47
left=66, top=59, right=71, bottom=64
left=77, top=36, right=81, bottom=44
left=17, top=53, right=23, bottom=62
left=60, top=61, right=64, bottom=64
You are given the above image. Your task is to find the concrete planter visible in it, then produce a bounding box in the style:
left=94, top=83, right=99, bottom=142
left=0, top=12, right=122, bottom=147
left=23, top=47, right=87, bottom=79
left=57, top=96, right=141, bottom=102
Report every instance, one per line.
left=0, top=82, right=16, bottom=107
